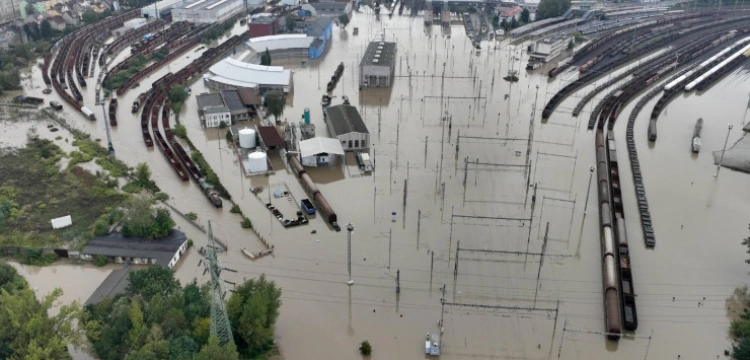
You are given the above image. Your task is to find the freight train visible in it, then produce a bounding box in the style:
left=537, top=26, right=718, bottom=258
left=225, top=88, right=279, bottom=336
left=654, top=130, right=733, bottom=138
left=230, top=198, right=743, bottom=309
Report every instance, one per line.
left=288, top=155, right=340, bottom=231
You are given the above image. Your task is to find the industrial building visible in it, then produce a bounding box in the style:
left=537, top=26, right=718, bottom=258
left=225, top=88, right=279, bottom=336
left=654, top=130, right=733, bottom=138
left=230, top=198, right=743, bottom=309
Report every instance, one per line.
left=141, top=0, right=184, bottom=19
left=248, top=13, right=282, bottom=38
left=299, top=137, right=345, bottom=167
left=359, top=38, right=396, bottom=87
left=528, top=35, right=570, bottom=63
left=80, top=230, right=189, bottom=269
left=204, top=58, right=293, bottom=93
left=172, top=0, right=244, bottom=24
left=196, top=92, right=230, bottom=128
left=301, top=1, right=351, bottom=20
left=324, top=104, right=369, bottom=151
left=305, top=17, right=332, bottom=59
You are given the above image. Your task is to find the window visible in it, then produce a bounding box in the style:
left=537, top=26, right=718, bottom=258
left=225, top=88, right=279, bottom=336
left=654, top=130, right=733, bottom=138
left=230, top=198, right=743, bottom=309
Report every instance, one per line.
left=348, top=140, right=352, bottom=148
left=354, top=140, right=359, bottom=148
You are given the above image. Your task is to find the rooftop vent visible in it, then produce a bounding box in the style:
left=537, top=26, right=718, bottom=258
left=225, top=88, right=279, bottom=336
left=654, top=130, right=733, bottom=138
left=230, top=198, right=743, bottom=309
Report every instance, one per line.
left=373, top=59, right=379, bottom=63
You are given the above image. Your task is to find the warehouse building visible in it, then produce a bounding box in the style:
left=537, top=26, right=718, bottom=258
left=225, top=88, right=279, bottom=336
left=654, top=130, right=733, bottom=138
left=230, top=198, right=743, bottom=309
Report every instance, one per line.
left=248, top=13, right=282, bottom=38
left=204, top=58, right=293, bottom=93
left=528, top=35, right=570, bottom=63
left=247, top=34, right=312, bottom=60
left=324, top=104, right=369, bottom=151
left=196, top=92, right=231, bottom=128
left=359, top=40, right=396, bottom=87
left=172, top=0, right=244, bottom=24
left=141, top=0, right=184, bottom=19
left=301, top=1, right=351, bottom=20
left=80, top=230, right=189, bottom=269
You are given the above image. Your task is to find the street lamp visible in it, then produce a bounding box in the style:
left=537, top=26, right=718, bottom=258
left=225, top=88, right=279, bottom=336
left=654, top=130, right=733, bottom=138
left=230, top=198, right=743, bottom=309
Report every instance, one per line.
left=715, top=124, right=733, bottom=177
left=346, top=223, right=354, bottom=285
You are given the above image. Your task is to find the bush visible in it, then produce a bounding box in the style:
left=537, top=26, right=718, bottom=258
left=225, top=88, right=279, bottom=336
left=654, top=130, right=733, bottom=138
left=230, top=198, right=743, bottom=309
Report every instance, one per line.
left=68, top=150, right=94, bottom=166
left=154, top=192, right=169, bottom=202
left=240, top=217, right=252, bottom=229
left=93, top=255, right=108, bottom=267
left=359, top=341, right=372, bottom=355
left=187, top=239, right=193, bottom=248
left=230, top=205, right=241, bottom=214
left=186, top=212, right=198, bottom=220
left=174, top=124, right=187, bottom=139
left=122, top=181, right=143, bottom=194
left=23, top=248, right=58, bottom=266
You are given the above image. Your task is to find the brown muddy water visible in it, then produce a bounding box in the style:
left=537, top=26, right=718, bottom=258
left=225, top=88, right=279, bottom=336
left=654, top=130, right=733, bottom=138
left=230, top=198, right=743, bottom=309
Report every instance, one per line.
left=8, top=8, right=750, bottom=359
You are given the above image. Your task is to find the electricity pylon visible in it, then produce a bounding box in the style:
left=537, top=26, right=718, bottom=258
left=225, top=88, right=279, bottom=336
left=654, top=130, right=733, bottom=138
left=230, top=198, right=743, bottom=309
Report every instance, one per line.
left=203, top=221, right=234, bottom=345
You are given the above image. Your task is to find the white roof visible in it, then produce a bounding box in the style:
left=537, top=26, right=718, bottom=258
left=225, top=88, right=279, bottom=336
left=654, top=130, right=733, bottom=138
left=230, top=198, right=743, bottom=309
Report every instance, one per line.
left=207, top=58, right=291, bottom=87
left=51, top=215, right=72, bottom=229
left=141, top=0, right=183, bottom=11
left=246, top=34, right=313, bottom=52
left=300, top=137, right=345, bottom=157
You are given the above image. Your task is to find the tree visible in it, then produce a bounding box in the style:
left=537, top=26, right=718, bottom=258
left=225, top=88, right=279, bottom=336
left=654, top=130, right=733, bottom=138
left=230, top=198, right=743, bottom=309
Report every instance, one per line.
left=264, top=91, right=286, bottom=122
left=0, top=270, right=85, bottom=360
left=169, top=85, right=187, bottom=105
left=40, top=19, right=52, bottom=38
left=339, top=13, right=350, bottom=29
left=126, top=265, right=181, bottom=302
left=193, top=335, right=239, bottom=360
left=174, top=124, right=187, bottom=139
left=500, top=18, right=508, bottom=31
left=120, top=196, right=175, bottom=239
left=226, top=275, right=282, bottom=357
left=359, top=340, right=372, bottom=355
left=134, top=163, right=152, bottom=188
left=568, top=39, right=574, bottom=50
left=285, top=14, right=297, bottom=33
left=510, top=16, right=518, bottom=29
left=24, top=3, right=35, bottom=16
left=82, top=9, right=100, bottom=25
left=536, top=0, right=571, bottom=20
left=260, top=48, right=271, bottom=66
left=520, top=8, right=530, bottom=23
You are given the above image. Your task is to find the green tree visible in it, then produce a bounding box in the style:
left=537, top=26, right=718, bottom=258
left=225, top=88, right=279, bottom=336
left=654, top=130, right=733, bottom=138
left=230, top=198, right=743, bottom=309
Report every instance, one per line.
left=126, top=265, right=181, bottom=302
left=82, top=9, right=100, bottom=25
left=499, top=18, right=508, bottom=31
left=134, top=162, right=152, bottom=187
left=169, top=335, right=199, bottom=359
left=264, top=91, right=286, bottom=122
left=260, top=48, right=272, bottom=66
left=359, top=340, right=372, bottom=355
left=285, top=14, right=297, bottom=33
left=40, top=20, right=52, bottom=38
left=536, top=0, right=571, bottom=20
left=170, top=85, right=188, bottom=105
left=510, top=16, right=518, bottom=29
left=24, top=3, right=35, bottom=16
left=174, top=124, right=187, bottom=139
left=339, top=13, right=350, bottom=29
left=0, top=281, right=85, bottom=359
left=226, top=275, right=282, bottom=357
left=568, top=39, right=574, bottom=50
left=734, top=337, right=750, bottom=359
left=193, top=335, right=239, bottom=360
left=120, top=196, right=175, bottom=239
left=520, top=8, right=530, bottom=23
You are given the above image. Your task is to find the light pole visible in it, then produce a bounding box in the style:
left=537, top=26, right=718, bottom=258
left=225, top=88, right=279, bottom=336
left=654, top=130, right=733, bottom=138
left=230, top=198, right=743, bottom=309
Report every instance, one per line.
left=715, top=124, right=733, bottom=177
left=583, top=165, right=595, bottom=216
left=346, top=223, right=354, bottom=285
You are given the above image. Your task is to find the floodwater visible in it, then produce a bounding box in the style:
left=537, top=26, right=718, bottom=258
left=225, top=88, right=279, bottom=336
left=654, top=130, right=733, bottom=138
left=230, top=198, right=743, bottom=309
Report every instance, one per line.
left=8, top=7, right=750, bottom=359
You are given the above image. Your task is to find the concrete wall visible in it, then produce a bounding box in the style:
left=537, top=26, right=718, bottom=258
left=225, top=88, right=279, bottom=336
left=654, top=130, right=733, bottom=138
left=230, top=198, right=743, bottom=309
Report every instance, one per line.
left=360, top=64, right=392, bottom=86
left=336, top=132, right=369, bottom=151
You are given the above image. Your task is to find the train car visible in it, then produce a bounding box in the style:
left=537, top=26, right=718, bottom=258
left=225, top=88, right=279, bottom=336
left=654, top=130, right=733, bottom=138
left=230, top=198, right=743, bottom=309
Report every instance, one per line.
left=109, top=99, right=118, bottom=126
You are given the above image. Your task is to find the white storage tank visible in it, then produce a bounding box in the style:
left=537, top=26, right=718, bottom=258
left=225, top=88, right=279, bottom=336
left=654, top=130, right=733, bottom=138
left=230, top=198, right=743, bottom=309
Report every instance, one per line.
left=247, top=151, right=268, bottom=173
left=239, top=128, right=257, bottom=148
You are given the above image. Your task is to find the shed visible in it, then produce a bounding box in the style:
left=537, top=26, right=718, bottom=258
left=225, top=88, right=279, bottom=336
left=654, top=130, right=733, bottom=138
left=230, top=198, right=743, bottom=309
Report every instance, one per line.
left=324, top=104, right=370, bottom=151
left=299, top=137, right=345, bottom=167
left=80, top=230, right=189, bottom=268
left=51, top=215, right=72, bottom=229
left=257, top=126, right=284, bottom=148
left=221, top=90, right=249, bottom=121
left=237, top=88, right=262, bottom=106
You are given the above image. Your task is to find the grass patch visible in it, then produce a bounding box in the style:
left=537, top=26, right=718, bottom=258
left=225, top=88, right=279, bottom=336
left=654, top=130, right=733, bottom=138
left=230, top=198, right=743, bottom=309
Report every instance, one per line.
left=240, top=217, right=252, bottom=229
left=186, top=212, right=198, bottom=220
left=122, top=181, right=143, bottom=194
left=0, top=138, right=127, bottom=248
left=230, top=204, right=241, bottom=214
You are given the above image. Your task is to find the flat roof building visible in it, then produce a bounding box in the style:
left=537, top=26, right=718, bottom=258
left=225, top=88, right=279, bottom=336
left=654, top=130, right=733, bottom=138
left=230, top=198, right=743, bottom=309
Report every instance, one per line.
left=324, top=104, right=369, bottom=151
left=172, top=0, right=244, bottom=24
left=204, top=58, right=293, bottom=93
left=359, top=39, right=396, bottom=87
left=299, top=137, right=345, bottom=167
left=81, top=230, right=189, bottom=269
left=141, top=0, right=184, bottom=19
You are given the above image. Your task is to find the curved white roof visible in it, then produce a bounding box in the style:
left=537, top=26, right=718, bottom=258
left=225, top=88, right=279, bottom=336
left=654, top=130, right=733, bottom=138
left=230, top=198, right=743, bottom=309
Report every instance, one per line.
left=246, top=34, right=313, bottom=53
left=207, top=58, right=291, bottom=88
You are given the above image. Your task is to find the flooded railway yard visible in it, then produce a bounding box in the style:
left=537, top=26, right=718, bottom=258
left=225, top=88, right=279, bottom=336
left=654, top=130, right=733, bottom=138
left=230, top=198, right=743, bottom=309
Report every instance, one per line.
left=9, top=7, right=750, bottom=359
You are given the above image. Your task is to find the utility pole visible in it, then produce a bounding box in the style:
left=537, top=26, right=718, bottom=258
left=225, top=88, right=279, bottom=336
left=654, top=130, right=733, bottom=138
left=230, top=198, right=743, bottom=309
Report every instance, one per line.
left=388, top=228, right=392, bottom=269
left=439, top=284, right=446, bottom=331
left=583, top=165, right=595, bottom=216
left=396, top=269, right=400, bottom=293
left=346, top=223, right=354, bottom=285
left=715, top=123, right=733, bottom=177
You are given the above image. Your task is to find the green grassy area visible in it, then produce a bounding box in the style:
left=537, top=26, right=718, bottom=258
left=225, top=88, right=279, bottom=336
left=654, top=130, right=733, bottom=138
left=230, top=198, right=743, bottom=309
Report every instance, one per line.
left=0, top=137, right=127, bottom=248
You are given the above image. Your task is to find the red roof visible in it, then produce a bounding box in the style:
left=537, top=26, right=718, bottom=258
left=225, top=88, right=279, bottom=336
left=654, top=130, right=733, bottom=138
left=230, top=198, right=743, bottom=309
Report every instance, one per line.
left=501, top=7, right=522, bottom=17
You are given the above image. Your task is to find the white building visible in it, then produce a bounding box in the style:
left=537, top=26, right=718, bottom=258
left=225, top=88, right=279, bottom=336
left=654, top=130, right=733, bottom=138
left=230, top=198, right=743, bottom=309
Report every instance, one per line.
left=301, top=2, right=351, bottom=20
left=140, top=0, right=184, bottom=19
left=299, top=137, right=345, bottom=167
left=204, top=57, right=293, bottom=93
left=172, top=0, right=244, bottom=24
left=528, top=35, right=570, bottom=63
left=359, top=39, right=396, bottom=87
left=323, top=104, right=369, bottom=151
left=196, top=92, right=232, bottom=128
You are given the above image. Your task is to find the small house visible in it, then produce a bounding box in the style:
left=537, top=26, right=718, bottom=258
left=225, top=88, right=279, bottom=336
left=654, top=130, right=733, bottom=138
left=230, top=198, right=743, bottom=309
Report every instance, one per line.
left=299, top=137, right=344, bottom=167
left=80, top=230, right=189, bottom=269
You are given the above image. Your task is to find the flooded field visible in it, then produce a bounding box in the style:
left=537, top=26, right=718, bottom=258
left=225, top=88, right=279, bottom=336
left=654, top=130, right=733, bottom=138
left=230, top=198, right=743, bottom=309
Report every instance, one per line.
left=8, top=7, right=750, bottom=359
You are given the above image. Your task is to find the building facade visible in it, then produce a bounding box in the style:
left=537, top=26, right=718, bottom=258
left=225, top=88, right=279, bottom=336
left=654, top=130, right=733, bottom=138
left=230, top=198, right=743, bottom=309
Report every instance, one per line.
left=324, top=104, right=370, bottom=151
left=359, top=40, right=396, bottom=87
left=172, top=0, right=243, bottom=24
left=305, top=17, right=331, bottom=60
left=203, top=105, right=231, bottom=128
left=529, top=35, right=570, bottom=63
left=248, top=13, right=280, bottom=38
